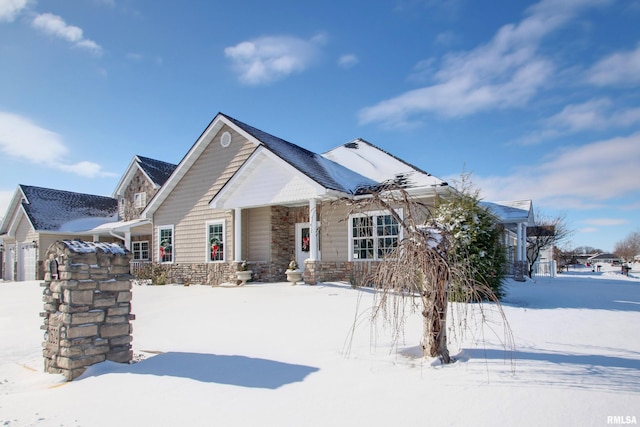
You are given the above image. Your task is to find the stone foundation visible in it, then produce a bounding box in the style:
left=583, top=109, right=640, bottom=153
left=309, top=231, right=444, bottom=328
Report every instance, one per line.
left=41, top=241, right=134, bottom=380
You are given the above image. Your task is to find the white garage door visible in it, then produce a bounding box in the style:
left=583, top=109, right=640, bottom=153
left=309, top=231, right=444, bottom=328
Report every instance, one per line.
left=18, top=243, right=36, bottom=281
left=4, top=245, right=15, bottom=281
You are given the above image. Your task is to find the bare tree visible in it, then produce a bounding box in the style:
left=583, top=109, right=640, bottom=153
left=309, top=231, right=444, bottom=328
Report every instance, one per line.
left=573, top=246, right=603, bottom=255
left=526, top=211, right=573, bottom=277
left=614, top=231, right=640, bottom=262
left=338, top=181, right=512, bottom=364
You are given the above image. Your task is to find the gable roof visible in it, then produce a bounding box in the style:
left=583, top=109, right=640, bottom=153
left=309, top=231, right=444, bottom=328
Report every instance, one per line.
left=136, top=155, right=178, bottom=188
left=481, top=200, right=534, bottom=225
left=144, top=113, right=378, bottom=216
left=112, top=155, right=178, bottom=198
left=220, top=114, right=375, bottom=194
left=1, top=185, right=118, bottom=235
left=322, top=138, right=448, bottom=192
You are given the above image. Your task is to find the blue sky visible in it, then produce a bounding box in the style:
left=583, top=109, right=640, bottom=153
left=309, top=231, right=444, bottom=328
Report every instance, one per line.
left=1, top=0, right=639, bottom=253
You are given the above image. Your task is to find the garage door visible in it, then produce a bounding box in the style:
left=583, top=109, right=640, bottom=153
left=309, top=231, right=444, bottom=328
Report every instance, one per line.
left=18, top=243, right=36, bottom=281
left=4, top=245, right=15, bottom=281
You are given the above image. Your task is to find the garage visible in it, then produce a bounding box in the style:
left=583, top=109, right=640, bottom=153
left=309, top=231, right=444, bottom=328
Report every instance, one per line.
left=17, top=243, right=36, bottom=281
left=3, top=245, right=15, bottom=281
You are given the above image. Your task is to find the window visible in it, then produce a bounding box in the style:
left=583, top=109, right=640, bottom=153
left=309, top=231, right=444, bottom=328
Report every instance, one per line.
left=132, top=241, right=149, bottom=260
left=134, top=192, right=147, bottom=209
left=207, top=220, right=225, bottom=262
left=350, top=211, right=401, bottom=261
left=158, top=226, right=173, bottom=263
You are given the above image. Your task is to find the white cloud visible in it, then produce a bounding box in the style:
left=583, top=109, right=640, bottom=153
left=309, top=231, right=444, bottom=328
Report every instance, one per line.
left=586, top=42, right=640, bottom=87
left=359, top=0, right=611, bottom=128
left=581, top=218, right=628, bottom=226
left=31, top=13, right=103, bottom=55
left=516, top=99, right=640, bottom=144
left=0, top=111, right=114, bottom=178
left=338, top=54, right=359, bottom=69
left=224, top=35, right=325, bottom=85
left=473, top=131, right=640, bottom=209
left=0, top=0, right=31, bottom=22
left=0, top=190, right=13, bottom=221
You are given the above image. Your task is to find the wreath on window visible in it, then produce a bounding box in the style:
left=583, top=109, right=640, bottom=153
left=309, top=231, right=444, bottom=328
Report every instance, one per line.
left=210, top=237, right=221, bottom=259
left=159, top=238, right=171, bottom=259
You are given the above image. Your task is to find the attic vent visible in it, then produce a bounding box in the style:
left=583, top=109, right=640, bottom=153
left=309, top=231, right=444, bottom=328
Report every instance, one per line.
left=220, top=131, right=232, bottom=148
left=344, top=141, right=359, bottom=149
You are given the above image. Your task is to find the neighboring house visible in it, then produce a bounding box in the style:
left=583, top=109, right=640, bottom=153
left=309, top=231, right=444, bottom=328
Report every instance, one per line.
left=0, top=185, right=119, bottom=281
left=111, top=155, right=177, bottom=263
left=587, top=253, right=622, bottom=266
left=0, top=155, right=176, bottom=281
left=481, top=200, right=534, bottom=279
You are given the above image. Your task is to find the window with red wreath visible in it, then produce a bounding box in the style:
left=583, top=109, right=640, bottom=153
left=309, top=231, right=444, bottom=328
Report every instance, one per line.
left=208, top=222, right=224, bottom=262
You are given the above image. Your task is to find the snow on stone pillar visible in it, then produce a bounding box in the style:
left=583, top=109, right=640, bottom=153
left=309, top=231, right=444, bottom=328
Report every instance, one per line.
left=41, top=240, right=134, bottom=381
left=234, top=208, right=242, bottom=262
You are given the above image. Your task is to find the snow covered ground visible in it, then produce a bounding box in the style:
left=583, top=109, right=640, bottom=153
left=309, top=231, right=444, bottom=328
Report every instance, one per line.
left=1, top=264, right=639, bottom=426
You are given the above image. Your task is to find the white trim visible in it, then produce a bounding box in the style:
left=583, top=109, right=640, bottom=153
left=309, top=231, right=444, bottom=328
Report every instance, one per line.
left=348, top=209, right=403, bottom=262
left=134, top=192, right=147, bottom=209
left=209, top=146, right=332, bottom=209
left=234, top=208, right=242, bottom=262
left=132, top=240, right=150, bottom=261
left=205, top=219, right=226, bottom=263
left=158, top=224, right=174, bottom=264
left=143, top=114, right=257, bottom=218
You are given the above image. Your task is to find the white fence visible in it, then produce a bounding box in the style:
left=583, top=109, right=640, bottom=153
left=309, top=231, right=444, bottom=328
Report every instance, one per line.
left=532, top=261, right=557, bottom=278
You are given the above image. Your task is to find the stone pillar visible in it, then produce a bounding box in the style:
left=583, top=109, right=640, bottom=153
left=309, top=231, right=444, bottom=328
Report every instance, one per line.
left=41, top=241, right=135, bottom=381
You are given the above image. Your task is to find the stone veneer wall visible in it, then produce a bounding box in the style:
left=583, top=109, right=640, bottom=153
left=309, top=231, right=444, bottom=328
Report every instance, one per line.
left=41, top=241, right=134, bottom=381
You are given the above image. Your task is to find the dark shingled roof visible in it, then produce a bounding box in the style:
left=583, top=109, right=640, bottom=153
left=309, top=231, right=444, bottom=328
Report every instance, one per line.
left=221, top=113, right=375, bottom=194
left=136, top=155, right=178, bottom=187
left=19, top=185, right=118, bottom=231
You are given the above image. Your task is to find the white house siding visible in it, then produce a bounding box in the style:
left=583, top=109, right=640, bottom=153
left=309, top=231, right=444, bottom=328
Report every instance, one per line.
left=246, top=207, right=271, bottom=262
left=153, top=126, right=255, bottom=263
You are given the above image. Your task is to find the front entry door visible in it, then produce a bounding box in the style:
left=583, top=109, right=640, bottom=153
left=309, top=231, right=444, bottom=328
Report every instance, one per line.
left=295, top=223, right=319, bottom=269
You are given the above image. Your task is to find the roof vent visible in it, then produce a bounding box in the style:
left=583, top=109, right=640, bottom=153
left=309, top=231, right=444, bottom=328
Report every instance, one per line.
left=344, top=141, right=359, bottom=149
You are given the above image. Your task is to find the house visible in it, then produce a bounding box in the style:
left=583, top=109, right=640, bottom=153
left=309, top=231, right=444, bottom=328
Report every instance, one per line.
left=1, top=112, right=533, bottom=284
left=0, top=185, right=119, bottom=281
left=481, top=200, right=534, bottom=279
left=0, top=155, right=176, bottom=281
left=139, top=112, right=452, bottom=285
left=587, top=253, right=622, bottom=266
left=111, top=155, right=177, bottom=263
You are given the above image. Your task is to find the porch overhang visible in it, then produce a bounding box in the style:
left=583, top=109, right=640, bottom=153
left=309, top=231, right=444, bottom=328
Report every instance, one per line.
left=209, top=146, right=349, bottom=210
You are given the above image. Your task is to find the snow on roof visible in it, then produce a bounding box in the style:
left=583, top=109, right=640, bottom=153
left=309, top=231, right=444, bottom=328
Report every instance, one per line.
left=61, top=240, right=126, bottom=254
left=481, top=200, right=533, bottom=224
left=322, top=139, right=448, bottom=190
left=136, top=155, right=177, bottom=187
left=20, top=185, right=119, bottom=232
left=221, top=114, right=376, bottom=194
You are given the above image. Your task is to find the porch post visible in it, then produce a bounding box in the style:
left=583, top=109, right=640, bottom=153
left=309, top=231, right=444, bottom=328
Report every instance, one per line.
left=234, top=208, right=242, bottom=262
left=521, top=223, right=527, bottom=262
left=309, top=198, right=318, bottom=261
left=516, top=223, right=523, bottom=261
left=124, top=231, right=131, bottom=250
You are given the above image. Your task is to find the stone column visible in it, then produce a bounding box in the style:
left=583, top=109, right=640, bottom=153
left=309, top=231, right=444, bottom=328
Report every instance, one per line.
left=41, top=241, right=135, bottom=381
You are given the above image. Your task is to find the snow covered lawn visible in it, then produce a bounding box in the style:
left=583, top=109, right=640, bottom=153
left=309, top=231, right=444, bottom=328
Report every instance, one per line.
left=1, top=266, right=639, bottom=426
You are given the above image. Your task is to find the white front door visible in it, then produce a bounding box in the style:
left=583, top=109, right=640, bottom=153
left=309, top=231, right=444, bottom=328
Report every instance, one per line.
left=295, top=223, right=319, bottom=270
